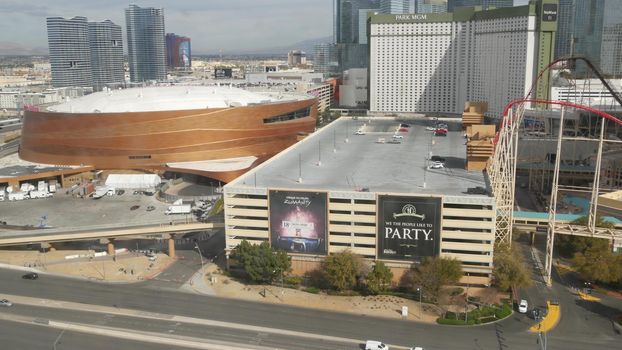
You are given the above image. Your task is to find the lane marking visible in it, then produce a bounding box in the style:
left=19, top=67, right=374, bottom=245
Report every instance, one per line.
left=0, top=313, right=274, bottom=350
left=1, top=293, right=364, bottom=346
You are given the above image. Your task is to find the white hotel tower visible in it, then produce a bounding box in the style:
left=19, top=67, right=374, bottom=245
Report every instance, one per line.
left=369, top=0, right=559, bottom=118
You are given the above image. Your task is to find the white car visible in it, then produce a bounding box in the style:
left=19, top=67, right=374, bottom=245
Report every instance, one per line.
left=392, top=135, right=404, bottom=140
left=355, top=130, right=365, bottom=135
left=426, top=126, right=436, bottom=131
left=428, top=162, right=444, bottom=169
left=0, top=299, right=13, bottom=307
left=365, top=340, right=389, bottom=350
left=518, top=299, right=528, bottom=313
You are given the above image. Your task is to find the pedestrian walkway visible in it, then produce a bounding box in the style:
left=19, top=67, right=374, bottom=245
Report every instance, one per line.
left=181, top=263, right=216, bottom=296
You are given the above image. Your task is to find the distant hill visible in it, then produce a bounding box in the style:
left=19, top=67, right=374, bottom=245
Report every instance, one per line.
left=0, top=42, right=47, bottom=56
left=231, top=36, right=333, bottom=56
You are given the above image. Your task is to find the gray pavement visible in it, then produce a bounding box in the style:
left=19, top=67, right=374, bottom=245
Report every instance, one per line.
left=0, top=190, right=175, bottom=229
left=0, top=318, right=199, bottom=350
left=0, top=264, right=619, bottom=350
left=234, top=117, right=489, bottom=196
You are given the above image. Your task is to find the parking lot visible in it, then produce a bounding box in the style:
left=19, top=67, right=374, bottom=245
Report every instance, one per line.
left=0, top=190, right=175, bottom=229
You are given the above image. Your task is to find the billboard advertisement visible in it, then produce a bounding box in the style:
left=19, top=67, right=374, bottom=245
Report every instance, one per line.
left=214, top=68, right=233, bottom=79
left=178, top=40, right=191, bottom=68
left=269, top=190, right=327, bottom=255
left=377, top=195, right=441, bottom=261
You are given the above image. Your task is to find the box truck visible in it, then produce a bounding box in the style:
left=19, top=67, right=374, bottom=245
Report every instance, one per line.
left=165, top=205, right=192, bottom=215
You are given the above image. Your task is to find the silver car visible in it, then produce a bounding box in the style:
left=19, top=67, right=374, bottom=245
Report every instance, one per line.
left=0, top=299, right=13, bottom=307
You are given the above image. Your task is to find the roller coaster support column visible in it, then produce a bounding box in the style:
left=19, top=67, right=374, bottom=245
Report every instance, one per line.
left=588, top=118, right=606, bottom=232
left=545, top=107, right=565, bottom=286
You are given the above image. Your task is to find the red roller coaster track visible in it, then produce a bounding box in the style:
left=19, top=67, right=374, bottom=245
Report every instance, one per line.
left=494, top=56, right=622, bottom=145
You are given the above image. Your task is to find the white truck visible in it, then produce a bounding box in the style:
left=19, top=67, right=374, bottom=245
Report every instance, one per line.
left=8, top=191, right=28, bottom=201
left=37, top=181, right=47, bottom=192
left=48, top=183, right=57, bottom=193
left=29, top=190, right=53, bottom=199
left=165, top=204, right=192, bottom=215
left=92, top=186, right=115, bottom=199
left=20, top=183, right=35, bottom=192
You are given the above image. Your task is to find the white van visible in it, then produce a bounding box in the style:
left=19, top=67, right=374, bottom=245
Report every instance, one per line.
left=365, top=340, right=389, bottom=350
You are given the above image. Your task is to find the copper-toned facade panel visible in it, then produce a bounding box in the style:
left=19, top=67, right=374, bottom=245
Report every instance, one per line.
left=20, top=98, right=317, bottom=181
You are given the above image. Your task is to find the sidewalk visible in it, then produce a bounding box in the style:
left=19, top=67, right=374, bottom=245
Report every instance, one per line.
left=0, top=250, right=174, bottom=282
left=183, top=264, right=449, bottom=324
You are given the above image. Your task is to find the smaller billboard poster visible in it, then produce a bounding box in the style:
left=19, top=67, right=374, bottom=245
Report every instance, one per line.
left=269, top=190, right=327, bottom=255
left=542, top=3, right=558, bottom=22
left=214, top=68, right=233, bottom=79
left=377, top=195, right=441, bottom=261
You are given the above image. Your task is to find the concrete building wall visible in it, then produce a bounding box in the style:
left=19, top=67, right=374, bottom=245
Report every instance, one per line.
left=224, top=188, right=495, bottom=283
left=340, top=68, right=368, bottom=107
left=369, top=3, right=554, bottom=118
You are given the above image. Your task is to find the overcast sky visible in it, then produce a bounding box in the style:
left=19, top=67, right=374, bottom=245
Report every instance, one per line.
left=0, top=0, right=530, bottom=55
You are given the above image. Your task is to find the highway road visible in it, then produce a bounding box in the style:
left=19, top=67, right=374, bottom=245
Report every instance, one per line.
left=0, top=253, right=619, bottom=350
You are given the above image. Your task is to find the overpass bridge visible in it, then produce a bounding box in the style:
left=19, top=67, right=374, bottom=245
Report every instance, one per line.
left=513, top=211, right=622, bottom=244
left=0, top=221, right=224, bottom=258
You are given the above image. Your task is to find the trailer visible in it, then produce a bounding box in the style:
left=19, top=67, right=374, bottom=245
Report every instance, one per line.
left=165, top=205, right=192, bottom=215
left=8, top=191, right=28, bottom=201
left=29, top=190, right=53, bottom=199
left=92, top=186, right=115, bottom=199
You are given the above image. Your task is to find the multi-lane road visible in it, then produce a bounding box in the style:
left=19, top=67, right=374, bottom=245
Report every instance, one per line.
left=0, top=247, right=620, bottom=350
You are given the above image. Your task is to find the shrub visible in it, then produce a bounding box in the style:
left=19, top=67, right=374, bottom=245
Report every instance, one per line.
left=495, top=303, right=513, bottom=319
left=437, top=318, right=476, bottom=325
left=283, top=275, right=303, bottom=288
left=450, top=287, right=464, bottom=296
left=304, top=287, right=321, bottom=294
left=326, top=290, right=361, bottom=297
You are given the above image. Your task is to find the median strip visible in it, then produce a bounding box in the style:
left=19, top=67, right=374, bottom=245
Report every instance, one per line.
left=577, top=292, right=601, bottom=302
left=1, top=293, right=362, bottom=346
left=529, top=301, right=560, bottom=333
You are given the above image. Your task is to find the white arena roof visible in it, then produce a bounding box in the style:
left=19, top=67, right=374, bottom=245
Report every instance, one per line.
left=47, top=86, right=312, bottom=113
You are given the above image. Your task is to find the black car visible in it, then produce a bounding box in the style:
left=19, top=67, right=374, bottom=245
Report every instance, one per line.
left=466, top=186, right=488, bottom=195
left=22, top=273, right=38, bottom=280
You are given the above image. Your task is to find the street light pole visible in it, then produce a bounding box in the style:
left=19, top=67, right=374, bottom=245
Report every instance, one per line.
left=417, top=287, right=422, bottom=318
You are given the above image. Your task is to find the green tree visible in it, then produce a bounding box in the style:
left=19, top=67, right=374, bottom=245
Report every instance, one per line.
left=323, top=250, right=365, bottom=291
left=366, top=261, right=393, bottom=295
left=574, top=243, right=622, bottom=284
left=414, top=257, right=462, bottom=303
left=318, top=108, right=330, bottom=127
left=556, top=235, right=610, bottom=258
left=493, top=243, right=532, bottom=292
left=571, top=214, right=615, bottom=229
left=231, top=240, right=290, bottom=284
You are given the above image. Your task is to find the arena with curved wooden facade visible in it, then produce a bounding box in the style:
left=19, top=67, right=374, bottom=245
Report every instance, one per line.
left=19, top=86, right=317, bottom=182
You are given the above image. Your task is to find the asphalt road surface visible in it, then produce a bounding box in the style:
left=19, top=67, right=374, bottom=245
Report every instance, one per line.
left=0, top=254, right=619, bottom=350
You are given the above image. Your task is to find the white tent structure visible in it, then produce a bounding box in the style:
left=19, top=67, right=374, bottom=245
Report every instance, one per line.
left=104, top=174, right=161, bottom=190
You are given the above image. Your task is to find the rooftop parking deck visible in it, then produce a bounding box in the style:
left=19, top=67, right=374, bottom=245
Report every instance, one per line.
left=230, top=117, right=489, bottom=197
